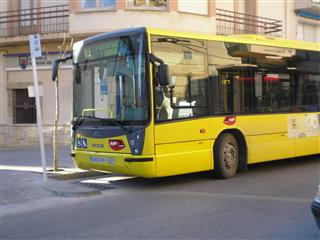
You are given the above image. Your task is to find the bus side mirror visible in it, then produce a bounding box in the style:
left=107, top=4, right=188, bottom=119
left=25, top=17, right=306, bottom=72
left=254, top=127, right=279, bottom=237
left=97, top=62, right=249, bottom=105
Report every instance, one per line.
left=157, top=64, right=169, bottom=86
left=52, top=60, right=59, bottom=81
left=52, top=55, right=73, bottom=81
left=74, top=64, right=81, bottom=84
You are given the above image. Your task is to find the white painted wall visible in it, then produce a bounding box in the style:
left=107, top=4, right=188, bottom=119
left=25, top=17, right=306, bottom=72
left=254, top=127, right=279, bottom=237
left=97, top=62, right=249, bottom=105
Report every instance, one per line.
left=40, top=0, right=68, bottom=7
left=70, top=10, right=217, bottom=36
left=284, top=0, right=297, bottom=40
left=178, top=0, right=209, bottom=15
left=258, top=0, right=286, bottom=38
left=216, top=0, right=234, bottom=11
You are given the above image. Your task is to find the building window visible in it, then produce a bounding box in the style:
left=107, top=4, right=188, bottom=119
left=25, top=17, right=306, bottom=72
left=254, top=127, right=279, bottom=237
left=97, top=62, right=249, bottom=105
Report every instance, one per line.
left=13, top=89, right=36, bottom=124
left=101, top=0, right=116, bottom=8
left=20, top=0, right=37, bottom=27
left=297, top=23, right=317, bottom=42
left=127, top=0, right=167, bottom=10
left=81, top=0, right=96, bottom=9
left=80, top=0, right=116, bottom=10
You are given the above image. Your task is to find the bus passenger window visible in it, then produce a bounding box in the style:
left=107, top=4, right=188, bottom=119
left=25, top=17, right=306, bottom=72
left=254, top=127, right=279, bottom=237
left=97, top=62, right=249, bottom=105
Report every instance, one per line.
left=298, top=74, right=320, bottom=111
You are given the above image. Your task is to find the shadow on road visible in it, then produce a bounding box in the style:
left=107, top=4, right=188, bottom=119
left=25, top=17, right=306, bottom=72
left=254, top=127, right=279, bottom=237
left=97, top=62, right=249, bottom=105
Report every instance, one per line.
left=247, top=154, right=319, bottom=172
left=95, top=154, right=319, bottom=190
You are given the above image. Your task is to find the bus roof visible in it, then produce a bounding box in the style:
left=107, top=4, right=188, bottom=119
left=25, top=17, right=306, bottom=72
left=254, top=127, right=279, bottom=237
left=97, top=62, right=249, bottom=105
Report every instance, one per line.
left=146, top=28, right=320, bottom=52
left=79, top=27, right=319, bottom=52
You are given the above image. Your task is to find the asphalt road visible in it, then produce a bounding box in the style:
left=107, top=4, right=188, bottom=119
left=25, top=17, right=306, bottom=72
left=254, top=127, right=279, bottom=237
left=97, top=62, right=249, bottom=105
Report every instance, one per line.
left=2, top=155, right=320, bottom=239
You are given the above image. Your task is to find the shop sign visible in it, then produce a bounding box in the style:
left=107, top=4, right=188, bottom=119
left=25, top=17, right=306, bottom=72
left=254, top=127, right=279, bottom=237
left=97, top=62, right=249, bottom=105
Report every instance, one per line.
left=19, top=56, right=28, bottom=69
left=5, top=52, right=71, bottom=69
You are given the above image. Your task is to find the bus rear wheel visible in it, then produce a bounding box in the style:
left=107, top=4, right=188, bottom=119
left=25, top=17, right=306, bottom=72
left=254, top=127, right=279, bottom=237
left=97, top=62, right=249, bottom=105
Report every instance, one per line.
left=213, top=133, right=239, bottom=179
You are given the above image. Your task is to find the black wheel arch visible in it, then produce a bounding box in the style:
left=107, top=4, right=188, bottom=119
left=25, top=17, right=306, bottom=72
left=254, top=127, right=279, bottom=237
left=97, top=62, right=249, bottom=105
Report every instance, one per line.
left=214, top=129, right=248, bottom=172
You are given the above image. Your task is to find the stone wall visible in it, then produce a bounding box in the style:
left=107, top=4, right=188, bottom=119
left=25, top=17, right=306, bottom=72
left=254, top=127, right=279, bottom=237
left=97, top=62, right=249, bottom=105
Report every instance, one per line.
left=0, top=124, right=70, bottom=147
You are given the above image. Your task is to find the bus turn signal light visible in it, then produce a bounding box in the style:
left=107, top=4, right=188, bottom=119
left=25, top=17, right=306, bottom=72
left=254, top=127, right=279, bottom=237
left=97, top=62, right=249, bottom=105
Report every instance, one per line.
left=224, top=116, right=236, bottom=125
left=109, top=140, right=125, bottom=151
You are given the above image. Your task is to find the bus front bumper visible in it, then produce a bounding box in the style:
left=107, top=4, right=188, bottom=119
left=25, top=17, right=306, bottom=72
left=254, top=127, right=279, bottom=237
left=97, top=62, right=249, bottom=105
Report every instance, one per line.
left=73, top=150, right=156, bottom=178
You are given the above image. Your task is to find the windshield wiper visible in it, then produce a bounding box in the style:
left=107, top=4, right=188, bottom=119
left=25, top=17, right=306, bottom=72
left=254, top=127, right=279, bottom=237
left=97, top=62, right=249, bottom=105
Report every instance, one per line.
left=72, top=116, right=94, bottom=131
left=102, top=118, right=128, bottom=134
left=72, top=116, right=128, bottom=133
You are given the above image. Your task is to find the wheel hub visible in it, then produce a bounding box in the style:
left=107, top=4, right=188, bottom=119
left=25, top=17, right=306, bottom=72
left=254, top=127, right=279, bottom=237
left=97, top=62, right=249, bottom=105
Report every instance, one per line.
left=223, top=143, right=237, bottom=169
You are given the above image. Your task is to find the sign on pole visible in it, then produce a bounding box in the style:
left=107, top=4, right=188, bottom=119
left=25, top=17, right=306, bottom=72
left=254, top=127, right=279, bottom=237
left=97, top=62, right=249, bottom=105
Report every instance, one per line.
left=29, top=34, right=47, bottom=182
left=29, top=34, right=42, bottom=58
left=28, top=85, right=43, bottom=98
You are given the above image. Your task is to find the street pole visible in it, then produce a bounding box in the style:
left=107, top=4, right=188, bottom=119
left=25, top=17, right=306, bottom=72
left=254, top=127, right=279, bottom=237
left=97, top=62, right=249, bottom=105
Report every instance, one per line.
left=29, top=34, right=47, bottom=182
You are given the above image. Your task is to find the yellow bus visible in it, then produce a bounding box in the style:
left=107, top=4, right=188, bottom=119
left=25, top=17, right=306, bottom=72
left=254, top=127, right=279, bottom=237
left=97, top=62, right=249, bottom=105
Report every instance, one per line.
left=53, top=27, right=320, bottom=178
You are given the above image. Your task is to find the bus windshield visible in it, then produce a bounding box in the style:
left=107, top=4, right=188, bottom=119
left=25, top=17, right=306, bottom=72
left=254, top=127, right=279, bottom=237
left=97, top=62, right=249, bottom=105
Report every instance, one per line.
left=73, top=33, right=148, bottom=126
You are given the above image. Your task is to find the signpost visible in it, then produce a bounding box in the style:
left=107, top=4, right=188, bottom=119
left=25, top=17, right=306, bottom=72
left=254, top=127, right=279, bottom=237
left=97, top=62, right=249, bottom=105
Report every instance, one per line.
left=29, top=34, right=47, bottom=182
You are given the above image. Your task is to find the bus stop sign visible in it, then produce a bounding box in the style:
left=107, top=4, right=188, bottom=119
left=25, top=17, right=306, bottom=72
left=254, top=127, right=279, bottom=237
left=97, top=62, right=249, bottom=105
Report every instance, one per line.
left=29, top=34, right=42, bottom=58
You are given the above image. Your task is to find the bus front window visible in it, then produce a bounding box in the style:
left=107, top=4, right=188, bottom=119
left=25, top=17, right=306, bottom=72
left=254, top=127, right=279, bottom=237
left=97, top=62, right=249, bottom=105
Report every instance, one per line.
left=73, top=34, right=148, bottom=126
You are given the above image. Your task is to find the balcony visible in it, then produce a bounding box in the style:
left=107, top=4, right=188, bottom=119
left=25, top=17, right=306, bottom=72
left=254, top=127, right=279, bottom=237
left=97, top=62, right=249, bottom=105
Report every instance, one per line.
left=0, top=4, right=69, bottom=40
left=216, top=8, right=282, bottom=37
left=295, top=0, right=320, bottom=20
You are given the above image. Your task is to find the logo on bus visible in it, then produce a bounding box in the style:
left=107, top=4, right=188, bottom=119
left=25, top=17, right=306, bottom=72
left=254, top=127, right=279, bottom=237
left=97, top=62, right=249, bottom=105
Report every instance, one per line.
left=77, top=138, right=87, bottom=149
left=92, top=143, right=104, bottom=148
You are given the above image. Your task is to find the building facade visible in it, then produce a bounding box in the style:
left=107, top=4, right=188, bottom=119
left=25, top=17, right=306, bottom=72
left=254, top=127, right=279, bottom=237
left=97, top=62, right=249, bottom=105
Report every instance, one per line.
left=0, top=1, right=72, bottom=147
left=0, top=0, right=319, bottom=147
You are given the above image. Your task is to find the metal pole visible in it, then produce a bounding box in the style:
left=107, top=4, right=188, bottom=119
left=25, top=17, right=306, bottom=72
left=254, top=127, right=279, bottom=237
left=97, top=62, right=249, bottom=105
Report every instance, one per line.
left=31, top=57, right=47, bottom=182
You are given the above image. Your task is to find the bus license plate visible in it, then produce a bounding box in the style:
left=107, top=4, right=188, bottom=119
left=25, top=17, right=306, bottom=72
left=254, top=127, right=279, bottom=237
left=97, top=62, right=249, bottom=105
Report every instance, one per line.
left=89, top=156, right=115, bottom=165
left=89, top=156, right=106, bottom=163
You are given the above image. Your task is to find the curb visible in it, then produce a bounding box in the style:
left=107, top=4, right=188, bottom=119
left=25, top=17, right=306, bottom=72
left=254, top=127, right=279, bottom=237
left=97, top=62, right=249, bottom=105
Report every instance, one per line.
left=41, top=181, right=101, bottom=198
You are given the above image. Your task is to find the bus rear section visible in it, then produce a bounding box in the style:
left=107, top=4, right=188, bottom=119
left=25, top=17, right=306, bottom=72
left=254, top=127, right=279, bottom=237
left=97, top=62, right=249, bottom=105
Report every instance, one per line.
left=149, top=29, right=320, bottom=178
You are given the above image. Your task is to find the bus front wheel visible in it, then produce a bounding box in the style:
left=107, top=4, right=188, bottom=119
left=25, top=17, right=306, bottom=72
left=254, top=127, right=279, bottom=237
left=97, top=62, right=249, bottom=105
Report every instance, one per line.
left=213, top=133, right=239, bottom=179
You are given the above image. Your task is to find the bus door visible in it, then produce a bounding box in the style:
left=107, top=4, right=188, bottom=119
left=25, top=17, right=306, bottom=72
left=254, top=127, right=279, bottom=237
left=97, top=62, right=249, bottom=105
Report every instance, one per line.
left=151, top=35, right=213, bottom=177
left=245, top=71, right=296, bottom=163
left=217, top=67, right=257, bottom=115
left=217, top=70, right=237, bottom=113
left=153, top=75, right=213, bottom=177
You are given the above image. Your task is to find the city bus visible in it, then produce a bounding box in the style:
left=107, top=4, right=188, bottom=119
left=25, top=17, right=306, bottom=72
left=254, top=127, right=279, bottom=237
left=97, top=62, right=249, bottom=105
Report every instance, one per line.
left=53, top=27, right=320, bottom=178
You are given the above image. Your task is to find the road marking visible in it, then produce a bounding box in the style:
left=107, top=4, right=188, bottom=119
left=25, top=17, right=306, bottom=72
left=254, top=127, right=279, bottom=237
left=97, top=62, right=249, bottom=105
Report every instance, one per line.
left=0, top=165, right=44, bottom=172
left=81, top=176, right=135, bottom=185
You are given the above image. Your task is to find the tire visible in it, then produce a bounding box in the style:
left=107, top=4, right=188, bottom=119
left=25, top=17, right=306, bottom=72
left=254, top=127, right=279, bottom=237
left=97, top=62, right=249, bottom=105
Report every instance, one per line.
left=213, top=133, right=239, bottom=179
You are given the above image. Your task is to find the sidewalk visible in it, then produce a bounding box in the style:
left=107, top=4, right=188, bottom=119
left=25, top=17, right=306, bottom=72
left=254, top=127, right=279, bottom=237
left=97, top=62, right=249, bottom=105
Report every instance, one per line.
left=1, top=170, right=101, bottom=204
left=0, top=170, right=105, bottom=217
left=0, top=146, right=107, bottom=211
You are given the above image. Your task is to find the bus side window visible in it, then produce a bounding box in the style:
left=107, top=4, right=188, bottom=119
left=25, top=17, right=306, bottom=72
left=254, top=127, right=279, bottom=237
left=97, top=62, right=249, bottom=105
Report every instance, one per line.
left=300, top=78, right=320, bottom=111
left=294, top=50, right=320, bottom=112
